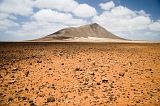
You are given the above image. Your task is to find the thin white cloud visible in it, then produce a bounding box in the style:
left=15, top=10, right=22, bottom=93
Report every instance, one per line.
left=32, top=9, right=87, bottom=25
left=6, top=21, right=67, bottom=38
left=32, top=9, right=73, bottom=22
left=0, top=0, right=34, bottom=16
left=0, top=19, right=19, bottom=30
left=99, top=1, right=115, bottom=10
left=73, top=4, right=97, bottom=18
left=149, top=20, right=160, bottom=31
left=0, top=13, right=17, bottom=20
left=137, top=10, right=150, bottom=17
left=32, top=0, right=78, bottom=12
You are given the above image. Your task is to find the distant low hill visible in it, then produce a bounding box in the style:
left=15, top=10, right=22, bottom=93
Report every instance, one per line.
left=33, top=23, right=125, bottom=41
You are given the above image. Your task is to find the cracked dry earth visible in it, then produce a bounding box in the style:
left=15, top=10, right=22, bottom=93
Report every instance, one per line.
left=0, top=42, right=160, bottom=106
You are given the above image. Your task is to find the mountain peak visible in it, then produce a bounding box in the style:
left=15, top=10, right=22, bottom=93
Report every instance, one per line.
left=90, top=23, right=99, bottom=26
left=82, top=23, right=100, bottom=28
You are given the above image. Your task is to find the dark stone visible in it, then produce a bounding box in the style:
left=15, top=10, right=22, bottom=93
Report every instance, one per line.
left=97, top=82, right=101, bottom=85
left=102, top=78, right=108, bottom=83
left=130, top=84, right=134, bottom=87
left=129, top=62, right=132, bottom=65
left=25, top=71, right=29, bottom=77
left=37, top=60, right=42, bottom=63
left=51, top=84, right=56, bottom=89
left=119, top=72, right=125, bottom=77
left=12, top=67, right=18, bottom=72
left=0, top=75, right=2, bottom=78
left=110, top=84, right=114, bottom=88
left=109, top=95, right=117, bottom=101
left=8, top=81, right=15, bottom=84
left=136, top=100, right=141, bottom=103
left=109, top=96, right=113, bottom=101
left=30, top=102, right=36, bottom=106
left=89, top=72, right=94, bottom=75
left=47, top=97, right=55, bottom=102
left=75, top=68, right=80, bottom=71
left=8, top=98, right=13, bottom=102
left=29, top=100, right=33, bottom=103
left=22, top=97, right=27, bottom=100
left=11, top=76, right=14, bottom=78
left=25, top=88, right=29, bottom=91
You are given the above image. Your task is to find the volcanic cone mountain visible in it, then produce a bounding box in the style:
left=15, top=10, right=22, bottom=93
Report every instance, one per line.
left=34, top=23, right=125, bottom=41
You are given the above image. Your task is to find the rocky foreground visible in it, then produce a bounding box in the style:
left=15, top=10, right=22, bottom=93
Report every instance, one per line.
left=0, top=42, right=160, bottom=106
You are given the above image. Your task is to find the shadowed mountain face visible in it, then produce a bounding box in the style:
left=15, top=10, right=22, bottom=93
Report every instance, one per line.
left=34, top=23, right=124, bottom=41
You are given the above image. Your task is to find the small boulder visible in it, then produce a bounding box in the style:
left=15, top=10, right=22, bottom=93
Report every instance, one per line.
left=25, top=71, right=29, bottom=77
left=102, top=78, right=108, bottom=83
left=47, top=97, right=55, bottom=102
left=88, top=71, right=94, bottom=75
left=0, top=75, right=3, bottom=78
left=8, top=98, right=13, bottom=102
left=37, top=60, right=42, bottom=63
left=119, top=72, right=125, bottom=77
left=12, top=67, right=18, bottom=72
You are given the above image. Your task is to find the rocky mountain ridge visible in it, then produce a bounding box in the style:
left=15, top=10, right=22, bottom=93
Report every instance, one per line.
left=34, top=23, right=125, bottom=41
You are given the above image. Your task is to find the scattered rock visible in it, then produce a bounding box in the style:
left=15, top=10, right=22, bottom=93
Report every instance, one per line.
left=8, top=98, right=13, bottom=102
left=25, top=71, right=29, bottom=77
left=8, top=80, right=16, bottom=84
left=100, top=70, right=104, bottom=73
left=37, top=60, right=42, bottom=63
left=95, top=69, right=98, bottom=71
left=29, top=100, right=36, bottom=106
left=25, top=88, right=29, bottom=92
left=75, top=68, right=80, bottom=71
left=102, top=78, right=108, bottom=83
left=129, top=62, right=132, bottom=65
left=109, top=95, right=117, bottom=101
left=145, top=69, right=152, bottom=71
left=119, top=72, right=125, bottom=77
left=97, top=82, right=101, bottom=85
left=22, top=97, right=27, bottom=100
left=30, top=103, right=36, bottom=106
left=12, top=67, right=18, bottom=72
left=109, top=96, right=113, bottom=101
left=110, top=84, right=114, bottom=88
left=136, top=100, right=141, bottom=103
left=88, top=71, right=94, bottom=75
left=102, top=87, right=108, bottom=92
left=51, top=84, right=56, bottom=89
left=47, top=97, right=55, bottom=102
left=130, top=84, right=134, bottom=87
left=0, top=75, right=3, bottom=78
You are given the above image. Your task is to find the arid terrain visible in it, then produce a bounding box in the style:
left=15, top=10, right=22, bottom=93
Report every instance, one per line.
left=0, top=42, right=160, bottom=106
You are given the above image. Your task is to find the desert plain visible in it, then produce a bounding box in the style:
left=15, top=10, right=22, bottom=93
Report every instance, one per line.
left=0, top=42, right=160, bottom=106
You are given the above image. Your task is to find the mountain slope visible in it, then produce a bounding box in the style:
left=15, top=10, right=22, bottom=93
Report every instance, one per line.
left=34, top=23, right=125, bottom=41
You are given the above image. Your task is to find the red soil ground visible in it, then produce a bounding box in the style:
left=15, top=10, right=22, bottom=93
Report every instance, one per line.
left=0, top=42, right=160, bottom=106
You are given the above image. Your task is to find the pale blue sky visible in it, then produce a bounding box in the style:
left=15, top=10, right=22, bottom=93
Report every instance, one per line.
left=0, top=0, right=160, bottom=41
